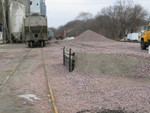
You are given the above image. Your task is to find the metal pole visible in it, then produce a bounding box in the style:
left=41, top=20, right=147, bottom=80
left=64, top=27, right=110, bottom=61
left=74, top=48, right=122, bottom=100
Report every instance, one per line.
left=1, top=0, right=9, bottom=43
left=63, top=47, right=65, bottom=65
left=69, top=48, right=71, bottom=72
left=72, top=52, right=75, bottom=71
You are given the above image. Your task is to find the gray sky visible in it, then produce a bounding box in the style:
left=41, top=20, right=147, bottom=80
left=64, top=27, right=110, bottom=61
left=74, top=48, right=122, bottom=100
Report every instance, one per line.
left=45, top=0, right=150, bottom=28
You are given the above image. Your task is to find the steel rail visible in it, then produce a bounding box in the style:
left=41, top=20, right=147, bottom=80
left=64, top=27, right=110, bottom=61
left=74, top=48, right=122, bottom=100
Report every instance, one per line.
left=41, top=48, right=59, bottom=113
left=0, top=49, right=32, bottom=91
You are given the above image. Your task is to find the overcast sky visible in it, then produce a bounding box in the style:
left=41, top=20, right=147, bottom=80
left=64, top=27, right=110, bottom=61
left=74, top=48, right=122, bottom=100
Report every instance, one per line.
left=45, top=0, right=150, bottom=28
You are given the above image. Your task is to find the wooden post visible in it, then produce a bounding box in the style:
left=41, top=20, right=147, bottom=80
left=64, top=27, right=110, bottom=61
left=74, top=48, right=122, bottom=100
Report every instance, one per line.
left=72, top=52, right=75, bottom=71
left=69, top=48, right=71, bottom=72
left=63, top=47, right=65, bottom=65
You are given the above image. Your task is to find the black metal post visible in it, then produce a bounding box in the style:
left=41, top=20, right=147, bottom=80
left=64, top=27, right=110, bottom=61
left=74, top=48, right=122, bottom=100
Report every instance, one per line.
left=69, top=48, right=71, bottom=72
left=72, top=52, right=75, bottom=71
left=63, top=47, right=65, bottom=65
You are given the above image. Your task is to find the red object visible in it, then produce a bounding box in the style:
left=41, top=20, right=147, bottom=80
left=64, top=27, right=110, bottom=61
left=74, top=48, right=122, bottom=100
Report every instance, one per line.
left=55, top=29, right=72, bottom=38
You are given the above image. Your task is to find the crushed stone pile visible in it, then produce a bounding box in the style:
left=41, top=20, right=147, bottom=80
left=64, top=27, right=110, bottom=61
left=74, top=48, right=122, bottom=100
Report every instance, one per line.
left=75, top=30, right=114, bottom=42
left=74, top=52, right=146, bottom=77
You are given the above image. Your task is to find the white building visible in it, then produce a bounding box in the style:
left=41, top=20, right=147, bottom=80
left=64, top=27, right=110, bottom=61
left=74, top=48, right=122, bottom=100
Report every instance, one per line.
left=40, top=0, right=46, bottom=15
left=30, top=0, right=46, bottom=15
left=30, top=0, right=41, bottom=14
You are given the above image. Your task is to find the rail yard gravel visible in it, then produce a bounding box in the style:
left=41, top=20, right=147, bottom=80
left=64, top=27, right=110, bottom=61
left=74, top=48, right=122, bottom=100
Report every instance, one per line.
left=0, top=30, right=150, bottom=113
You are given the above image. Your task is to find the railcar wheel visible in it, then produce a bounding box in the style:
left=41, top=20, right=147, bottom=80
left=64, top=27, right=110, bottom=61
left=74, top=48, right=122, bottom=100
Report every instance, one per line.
left=41, top=41, right=44, bottom=47
left=28, top=42, right=30, bottom=47
left=43, top=41, right=45, bottom=47
left=30, top=41, right=33, bottom=48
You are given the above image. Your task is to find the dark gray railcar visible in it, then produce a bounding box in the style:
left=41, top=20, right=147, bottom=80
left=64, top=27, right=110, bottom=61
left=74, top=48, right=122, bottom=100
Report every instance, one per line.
left=24, top=14, right=48, bottom=47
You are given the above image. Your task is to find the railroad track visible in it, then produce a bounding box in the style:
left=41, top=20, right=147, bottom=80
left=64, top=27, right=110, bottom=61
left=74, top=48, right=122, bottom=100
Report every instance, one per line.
left=0, top=49, right=32, bottom=91
left=0, top=47, right=59, bottom=113
left=41, top=48, right=59, bottom=113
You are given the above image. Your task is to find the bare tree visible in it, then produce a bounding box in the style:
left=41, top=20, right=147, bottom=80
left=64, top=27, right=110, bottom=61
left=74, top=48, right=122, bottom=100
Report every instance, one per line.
left=127, top=4, right=148, bottom=33
left=76, top=12, right=93, bottom=21
left=75, top=12, right=93, bottom=31
left=97, top=0, right=148, bottom=39
left=56, top=0, right=149, bottom=40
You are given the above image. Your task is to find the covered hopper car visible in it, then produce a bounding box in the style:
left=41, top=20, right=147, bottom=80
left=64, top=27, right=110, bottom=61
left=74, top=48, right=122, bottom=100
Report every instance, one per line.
left=24, top=14, right=48, bottom=47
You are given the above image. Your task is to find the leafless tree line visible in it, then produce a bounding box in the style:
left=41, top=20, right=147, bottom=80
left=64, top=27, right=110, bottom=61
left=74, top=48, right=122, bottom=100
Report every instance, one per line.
left=55, top=0, right=149, bottom=40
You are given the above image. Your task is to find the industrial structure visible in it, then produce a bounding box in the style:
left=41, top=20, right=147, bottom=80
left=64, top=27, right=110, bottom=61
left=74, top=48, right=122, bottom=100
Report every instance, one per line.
left=30, top=0, right=46, bottom=15
left=0, top=0, right=46, bottom=43
left=24, top=14, right=48, bottom=47
left=9, top=1, right=26, bottom=43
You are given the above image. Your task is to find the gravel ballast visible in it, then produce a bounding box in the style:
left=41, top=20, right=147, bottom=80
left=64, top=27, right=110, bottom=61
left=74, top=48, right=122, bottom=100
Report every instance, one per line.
left=75, top=30, right=114, bottom=42
left=0, top=30, right=150, bottom=113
